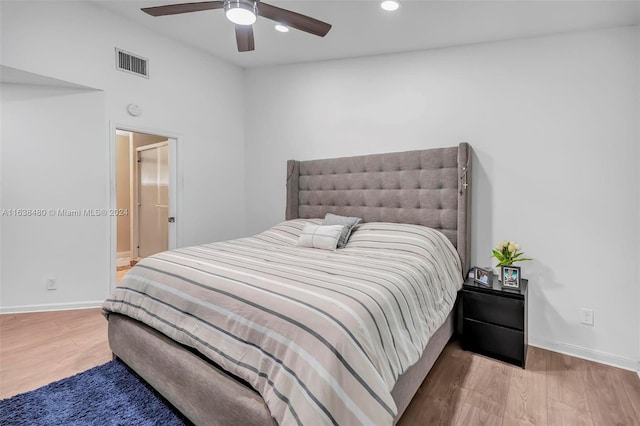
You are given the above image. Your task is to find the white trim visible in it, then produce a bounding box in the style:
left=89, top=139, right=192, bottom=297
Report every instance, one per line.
left=130, top=133, right=138, bottom=260
left=637, top=22, right=640, bottom=381
left=530, top=337, right=638, bottom=372
left=0, top=301, right=104, bottom=314
left=116, top=251, right=131, bottom=267
left=168, top=137, right=178, bottom=250
left=136, top=140, right=168, bottom=152
left=109, top=122, right=183, bottom=295
left=116, top=259, right=130, bottom=268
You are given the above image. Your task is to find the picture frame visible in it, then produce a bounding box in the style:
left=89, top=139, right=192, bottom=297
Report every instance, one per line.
left=501, top=265, right=521, bottom=289
left=473, top=266, right=491, bottom=286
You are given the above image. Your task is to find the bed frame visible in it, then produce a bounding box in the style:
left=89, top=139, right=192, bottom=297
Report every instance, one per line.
left=108, top=142, right=472, bottom=425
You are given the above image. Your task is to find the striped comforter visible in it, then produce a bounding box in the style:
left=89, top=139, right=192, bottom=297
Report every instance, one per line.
left=103, top=219, right=463, bottom=426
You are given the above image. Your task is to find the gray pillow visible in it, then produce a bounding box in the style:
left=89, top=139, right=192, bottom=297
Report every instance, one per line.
left=322, top=213, right=362, bottom=248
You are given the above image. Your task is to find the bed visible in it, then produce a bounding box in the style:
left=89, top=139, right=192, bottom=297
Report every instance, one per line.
left=104, top=142, right=472, bottom=426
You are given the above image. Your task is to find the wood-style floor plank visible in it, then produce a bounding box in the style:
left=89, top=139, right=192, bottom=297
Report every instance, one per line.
left=503, top=346, right=547, bottom=425
left=582, top=361, right=639, bottom=425
left=454, top=387, right=504, bottom=426
left=0, top=308, right=109, bottom=399
left=621, top=368, right=640, bottom=424
left=466, top=354, right=511, bottom=409
left=2, top=308, right=640, bottom=426
left=545, top=350, right=590, bottom=414
left=547, top=398, right=594, bottom=426
left=399, top=344, right=473, bottom=426
left=400, top=388, right=464, bottom=426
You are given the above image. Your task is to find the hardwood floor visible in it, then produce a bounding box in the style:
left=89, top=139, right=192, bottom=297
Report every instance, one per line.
left=0, top=309, right=110, bottom=399
left=1, top=309, right=639, bottom=425
left=398, top=344, right=640, bottom=426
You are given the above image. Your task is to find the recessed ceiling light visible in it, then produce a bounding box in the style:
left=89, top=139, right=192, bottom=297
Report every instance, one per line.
left=380, top=1, right=400, bottom=12
left=275, top=24, right=289, bottom=33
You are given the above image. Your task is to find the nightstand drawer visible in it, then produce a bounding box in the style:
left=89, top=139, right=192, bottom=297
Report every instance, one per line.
left=463, top=290, right=524, bottom=330
left=462, top=318, right=525, bottom=364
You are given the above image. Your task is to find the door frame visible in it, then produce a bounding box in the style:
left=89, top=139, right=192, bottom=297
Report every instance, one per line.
left=108, top=122, right=181, bottom=293
left=133, top=141, right=170, bottom=261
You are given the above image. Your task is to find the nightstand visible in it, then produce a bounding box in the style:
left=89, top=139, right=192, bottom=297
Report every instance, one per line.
left=461, top=275, right=528, bottom=368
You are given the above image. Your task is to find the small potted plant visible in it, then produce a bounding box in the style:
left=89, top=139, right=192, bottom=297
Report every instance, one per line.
left=492, top=241, right=532, bottom=280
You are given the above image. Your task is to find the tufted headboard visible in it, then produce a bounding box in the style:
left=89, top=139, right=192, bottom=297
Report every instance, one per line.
left=285, top=143, right=472, bottom=275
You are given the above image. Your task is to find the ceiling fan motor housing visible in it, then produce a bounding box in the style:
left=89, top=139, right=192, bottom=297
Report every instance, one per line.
left=224, top=0, right=259, bottom=21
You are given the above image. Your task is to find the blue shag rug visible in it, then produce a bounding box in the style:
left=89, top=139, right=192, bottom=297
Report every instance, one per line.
left=0, top=359, right=192, bottom=425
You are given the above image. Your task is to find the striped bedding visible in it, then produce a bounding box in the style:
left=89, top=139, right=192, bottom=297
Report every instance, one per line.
left=103, top=219, right=463, bottom=426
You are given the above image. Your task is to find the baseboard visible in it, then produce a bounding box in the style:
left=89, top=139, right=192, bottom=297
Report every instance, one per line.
left=530, top=337, right=638, bottom=372
left=0, top=300, right=104, bottom=314
left=116, top=251, right=131, bottom=268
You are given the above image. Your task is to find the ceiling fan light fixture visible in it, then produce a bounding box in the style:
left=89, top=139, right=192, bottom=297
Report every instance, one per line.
left=380, top=0, right=400, bottom=11
left=224, top=0, right=257, bottom=26
left=274, top=24, right=289, bottom=33
left=142, top=0, right=332, bottom=52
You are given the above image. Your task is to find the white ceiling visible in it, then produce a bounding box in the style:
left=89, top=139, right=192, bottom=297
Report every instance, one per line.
left=95, top=1, right=640, bottom=69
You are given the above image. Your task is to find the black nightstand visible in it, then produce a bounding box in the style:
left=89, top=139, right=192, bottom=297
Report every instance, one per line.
left=461, top=275, right=528, bottom=368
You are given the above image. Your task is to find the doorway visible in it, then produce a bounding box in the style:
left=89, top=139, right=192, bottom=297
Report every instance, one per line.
left=113, top=128, right=178, bottom=287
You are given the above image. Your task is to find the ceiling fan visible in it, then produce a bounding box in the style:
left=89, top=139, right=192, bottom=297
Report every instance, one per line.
left=141, top=0, right=332, bottom=52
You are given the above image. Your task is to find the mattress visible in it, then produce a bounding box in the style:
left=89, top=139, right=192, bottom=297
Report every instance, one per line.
left=103, top=219, right=463, bottom=426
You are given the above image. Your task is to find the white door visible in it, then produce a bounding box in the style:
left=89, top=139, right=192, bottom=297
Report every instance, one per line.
left=136, top=142, right=169, bottom=258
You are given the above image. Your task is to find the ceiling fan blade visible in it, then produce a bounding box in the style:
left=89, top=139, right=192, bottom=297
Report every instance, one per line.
left=141, top=1, right=224, bottom=17
left=235, top=25, right=255, bottom=52
left=258, top=2, right=331, bottom=37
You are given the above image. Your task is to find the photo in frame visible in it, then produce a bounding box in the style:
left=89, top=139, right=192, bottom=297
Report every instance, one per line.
left=501, top=265, right=521, bottom=289
left=473, top=266, right=491, bottom=286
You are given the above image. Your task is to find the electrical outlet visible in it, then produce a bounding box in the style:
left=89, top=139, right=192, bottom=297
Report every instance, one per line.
left=46, top=278, right=57, bottom=291
left=580, top=308, right=594, bottom=326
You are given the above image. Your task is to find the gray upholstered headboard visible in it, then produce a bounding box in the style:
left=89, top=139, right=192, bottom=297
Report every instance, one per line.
left=285, top=143, right=472, bottom=275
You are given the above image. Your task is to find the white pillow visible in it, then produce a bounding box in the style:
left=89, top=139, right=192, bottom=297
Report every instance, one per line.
left=297, top=224, right=344, bottom=251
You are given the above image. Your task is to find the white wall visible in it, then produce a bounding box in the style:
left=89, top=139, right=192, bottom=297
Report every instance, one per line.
left=244, top=27, right=640, bottom=369
left=1, top=86, right=108, bottom=309
left=0, top=1, right=246, bottom=311
left=637, top=16, right=640, bottom=374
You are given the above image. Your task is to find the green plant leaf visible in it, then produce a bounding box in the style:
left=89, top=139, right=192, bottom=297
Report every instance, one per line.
left=491, top=250, right=505, bottom=261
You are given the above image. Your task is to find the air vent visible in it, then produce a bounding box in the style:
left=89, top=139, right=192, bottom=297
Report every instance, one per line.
left=115, top=48, right=149, bottom=78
